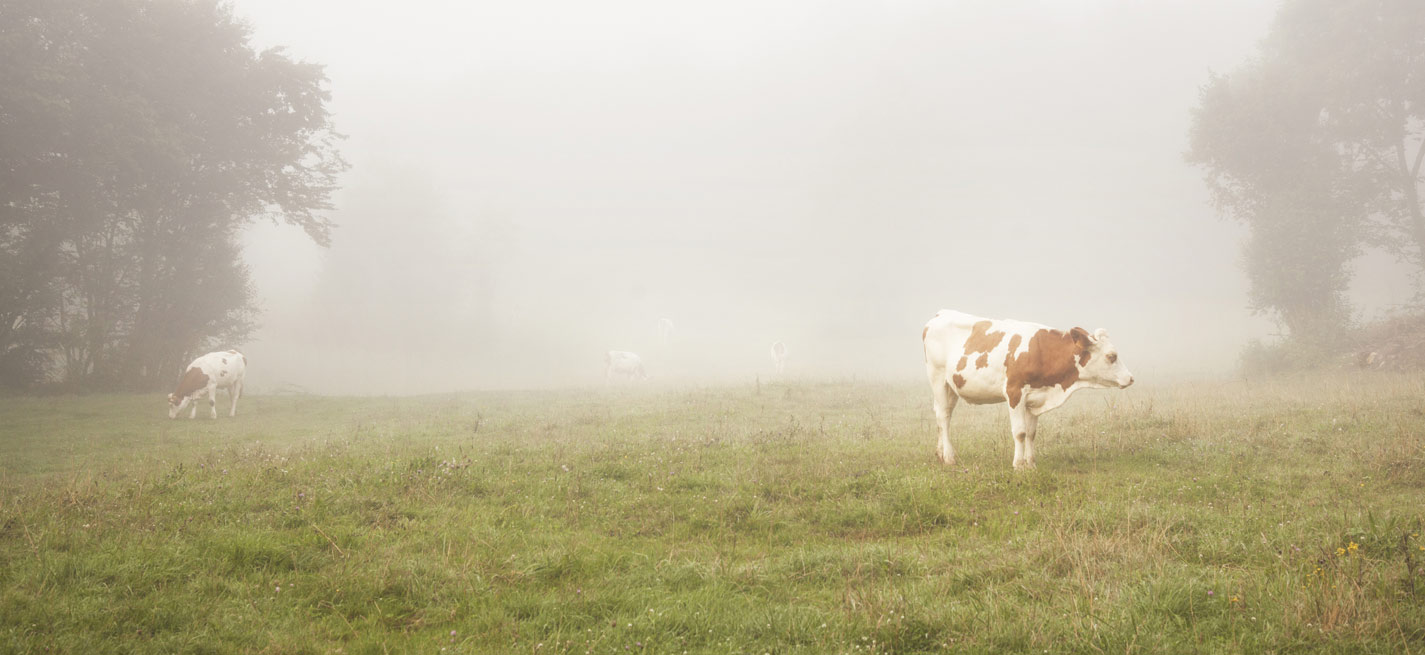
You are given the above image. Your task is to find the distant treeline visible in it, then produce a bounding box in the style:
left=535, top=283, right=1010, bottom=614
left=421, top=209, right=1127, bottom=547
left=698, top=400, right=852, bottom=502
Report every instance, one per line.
left=0, top=0, right=344, bottom=390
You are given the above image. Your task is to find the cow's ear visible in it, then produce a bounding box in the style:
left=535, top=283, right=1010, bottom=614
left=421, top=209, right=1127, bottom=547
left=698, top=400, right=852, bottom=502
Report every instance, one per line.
left=1069, top=327, right=1094, bottom=351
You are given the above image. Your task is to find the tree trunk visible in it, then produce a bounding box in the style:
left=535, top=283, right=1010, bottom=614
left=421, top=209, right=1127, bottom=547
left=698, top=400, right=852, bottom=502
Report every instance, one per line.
left=1397, top=140, right=1425, bottom=271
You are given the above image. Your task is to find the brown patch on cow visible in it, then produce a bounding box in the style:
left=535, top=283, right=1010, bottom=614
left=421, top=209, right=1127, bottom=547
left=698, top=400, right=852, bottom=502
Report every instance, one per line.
left=1004, top=328, right=1088, bottom=408
left=1069, top=327, right=1093, bottom=365
left=956, top=356, right=968, bottom=371
left=1004, top=334, right=1023, bottom=368
left=952, top=373, right=966, bottom=388
left=173, top=367, right=209, bottom=399
left=963, top=320, right=1006, bottom=356
left=221, top=357, right=228, bottom=365
left=976, top=353, right=989, bottom=368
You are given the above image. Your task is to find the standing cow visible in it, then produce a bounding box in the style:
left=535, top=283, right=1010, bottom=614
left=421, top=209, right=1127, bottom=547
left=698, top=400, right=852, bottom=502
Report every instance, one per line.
left=770, top=341, right=788, bottom=375
left=605, top=350, right=648, bottom=383
left=168, top=350, right=247, bottom=419
left=922, top=310, right=1133, bottom=469
left=656, top=318, right=675, bottom=346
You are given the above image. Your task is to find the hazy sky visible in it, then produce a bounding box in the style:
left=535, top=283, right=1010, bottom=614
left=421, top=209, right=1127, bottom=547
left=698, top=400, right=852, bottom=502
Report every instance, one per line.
left=228, top=0, right=1411, bottom=394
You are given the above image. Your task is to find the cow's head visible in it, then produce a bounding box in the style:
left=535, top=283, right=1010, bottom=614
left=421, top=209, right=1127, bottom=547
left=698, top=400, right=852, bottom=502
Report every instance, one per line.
left=167, top=393, right=190, bottom=419
left=1071, top=327, right=1134, bottom=389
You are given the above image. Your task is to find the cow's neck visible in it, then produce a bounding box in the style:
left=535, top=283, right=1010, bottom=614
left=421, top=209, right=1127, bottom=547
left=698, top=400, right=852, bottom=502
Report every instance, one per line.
left=1028, top=381, right=1082, bottom=416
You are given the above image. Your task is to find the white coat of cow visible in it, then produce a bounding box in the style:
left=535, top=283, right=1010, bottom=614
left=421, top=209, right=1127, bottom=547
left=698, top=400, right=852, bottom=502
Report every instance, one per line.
left=922, top=310, right=1133, bottom=469
left=770, top=341, right=788, bottom=375
left=605, top=350, right=648, bottom=382
left=168, top=350, right=246, bottom=419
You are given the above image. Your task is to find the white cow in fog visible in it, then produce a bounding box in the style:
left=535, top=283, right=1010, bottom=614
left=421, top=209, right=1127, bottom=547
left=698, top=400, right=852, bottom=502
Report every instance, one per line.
left=656, top=318, right=675, bottom=346
left=770, top=341, right=787, bottom=375
left=605, top=350, right=648, bottom=382
left=169, top=350, right=246, bottom=419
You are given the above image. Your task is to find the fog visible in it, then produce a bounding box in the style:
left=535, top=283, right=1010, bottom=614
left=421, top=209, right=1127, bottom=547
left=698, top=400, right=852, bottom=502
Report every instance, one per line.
left=232, top=0, right=1411, bottom=394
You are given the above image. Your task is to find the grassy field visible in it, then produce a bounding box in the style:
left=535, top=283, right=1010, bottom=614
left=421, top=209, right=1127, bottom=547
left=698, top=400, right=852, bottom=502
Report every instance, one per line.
left=1, top=375, right=1424, bottom=654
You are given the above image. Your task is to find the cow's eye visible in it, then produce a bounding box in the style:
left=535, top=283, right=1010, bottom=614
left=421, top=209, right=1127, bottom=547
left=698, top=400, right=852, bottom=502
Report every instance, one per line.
left=1107, top=353, right=1118, bottom=364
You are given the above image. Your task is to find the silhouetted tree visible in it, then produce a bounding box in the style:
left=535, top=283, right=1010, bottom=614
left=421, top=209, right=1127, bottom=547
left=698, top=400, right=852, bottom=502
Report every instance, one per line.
left=0, top=0, right=345, bottom=389
left=1187, top=0, right=1425, bottom=346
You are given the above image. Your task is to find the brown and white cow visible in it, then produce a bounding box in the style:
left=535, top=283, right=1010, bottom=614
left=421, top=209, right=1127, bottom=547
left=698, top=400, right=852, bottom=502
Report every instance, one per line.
left=922, top=310, right=1133, bottom=469
left=168, top=350, right=246, bottom=419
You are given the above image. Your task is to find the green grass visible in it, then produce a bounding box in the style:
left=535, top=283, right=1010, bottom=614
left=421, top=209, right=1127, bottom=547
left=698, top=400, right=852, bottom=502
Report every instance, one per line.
left=2, top=375, right=1424, bottom=653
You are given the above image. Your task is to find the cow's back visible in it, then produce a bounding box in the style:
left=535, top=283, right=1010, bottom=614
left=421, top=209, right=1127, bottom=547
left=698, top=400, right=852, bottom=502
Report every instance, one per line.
left=924, top=311, right=1046, bottom=361
left=188, top=350, right=245, bottom=391
left=924, top=311, right=1018, bottom=366
left=606, top=350, right=642, bottom=371
left=923, top=310, right=1046, bottom=405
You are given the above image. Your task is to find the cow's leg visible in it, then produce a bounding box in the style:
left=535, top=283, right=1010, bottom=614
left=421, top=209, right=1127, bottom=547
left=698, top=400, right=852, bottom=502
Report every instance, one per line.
left=207, top=384, right=219, bottom=419
left=927, top=364, right=958, bottom=465
left=229, top=380, right=242, bottom=417
left=1023, top=411, right=1040, bottom=468
left=1009, top=406, right=1036, bottom=470
left=189, top=395, right=198, bottom=419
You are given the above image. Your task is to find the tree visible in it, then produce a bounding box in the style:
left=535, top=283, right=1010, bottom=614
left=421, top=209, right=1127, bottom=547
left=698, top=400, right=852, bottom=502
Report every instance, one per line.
left=1187, top=0, right=1425, bottom=345
left=0, top=0, right=345, bottom=389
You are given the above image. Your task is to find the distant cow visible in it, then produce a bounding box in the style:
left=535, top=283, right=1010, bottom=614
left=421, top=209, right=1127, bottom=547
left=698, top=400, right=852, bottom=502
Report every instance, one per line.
left=605, top=350, right=648, bottom=382
left=922, top=310, right=1133, bottom=469
left=770, top=341, right=787, bottom=375
left=656, top=318, right=675, bottom=345
left=169, top=350, right=246, bottom=419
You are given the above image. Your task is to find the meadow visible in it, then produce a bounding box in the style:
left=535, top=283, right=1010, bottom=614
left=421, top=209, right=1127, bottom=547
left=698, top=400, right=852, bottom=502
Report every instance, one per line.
left=1, top=374, right=1423, bottom=654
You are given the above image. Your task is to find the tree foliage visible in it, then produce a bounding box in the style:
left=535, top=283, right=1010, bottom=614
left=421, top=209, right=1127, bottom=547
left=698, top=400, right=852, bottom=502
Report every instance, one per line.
left=0, top=0, right=344, bottom=389
left=1187, top=0, right=1425, bottom=345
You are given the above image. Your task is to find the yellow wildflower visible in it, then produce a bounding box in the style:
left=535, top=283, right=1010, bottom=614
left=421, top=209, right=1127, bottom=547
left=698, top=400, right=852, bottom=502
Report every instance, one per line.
left=1347, top=542, right=1359, bottom=552
left=1336, top=547, right=1346, bottom=556
left=1230, top=596, right=1240, bottom=603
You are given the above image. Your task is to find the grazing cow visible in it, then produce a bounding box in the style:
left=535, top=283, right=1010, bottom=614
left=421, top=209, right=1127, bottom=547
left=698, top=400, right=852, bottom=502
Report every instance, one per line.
left=770, top=341, right=788, bottom=375
left=1355, top=351, right=1384, bottom=369
left=656, top=318, right=675, bottom=345
left=168, top=350, right=246, bottom=419
left=605, top=350, right=648, bottom=382
left=922, top=310, right=1133, bottom=469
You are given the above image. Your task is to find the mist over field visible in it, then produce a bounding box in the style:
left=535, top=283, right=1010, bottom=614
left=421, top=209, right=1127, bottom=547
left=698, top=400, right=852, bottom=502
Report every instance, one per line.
left=1, top=0, right=1418, bottom=394
left=222, top=0, right=1408, bottom=394
left=8, top=4, right=1425, bottom=652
